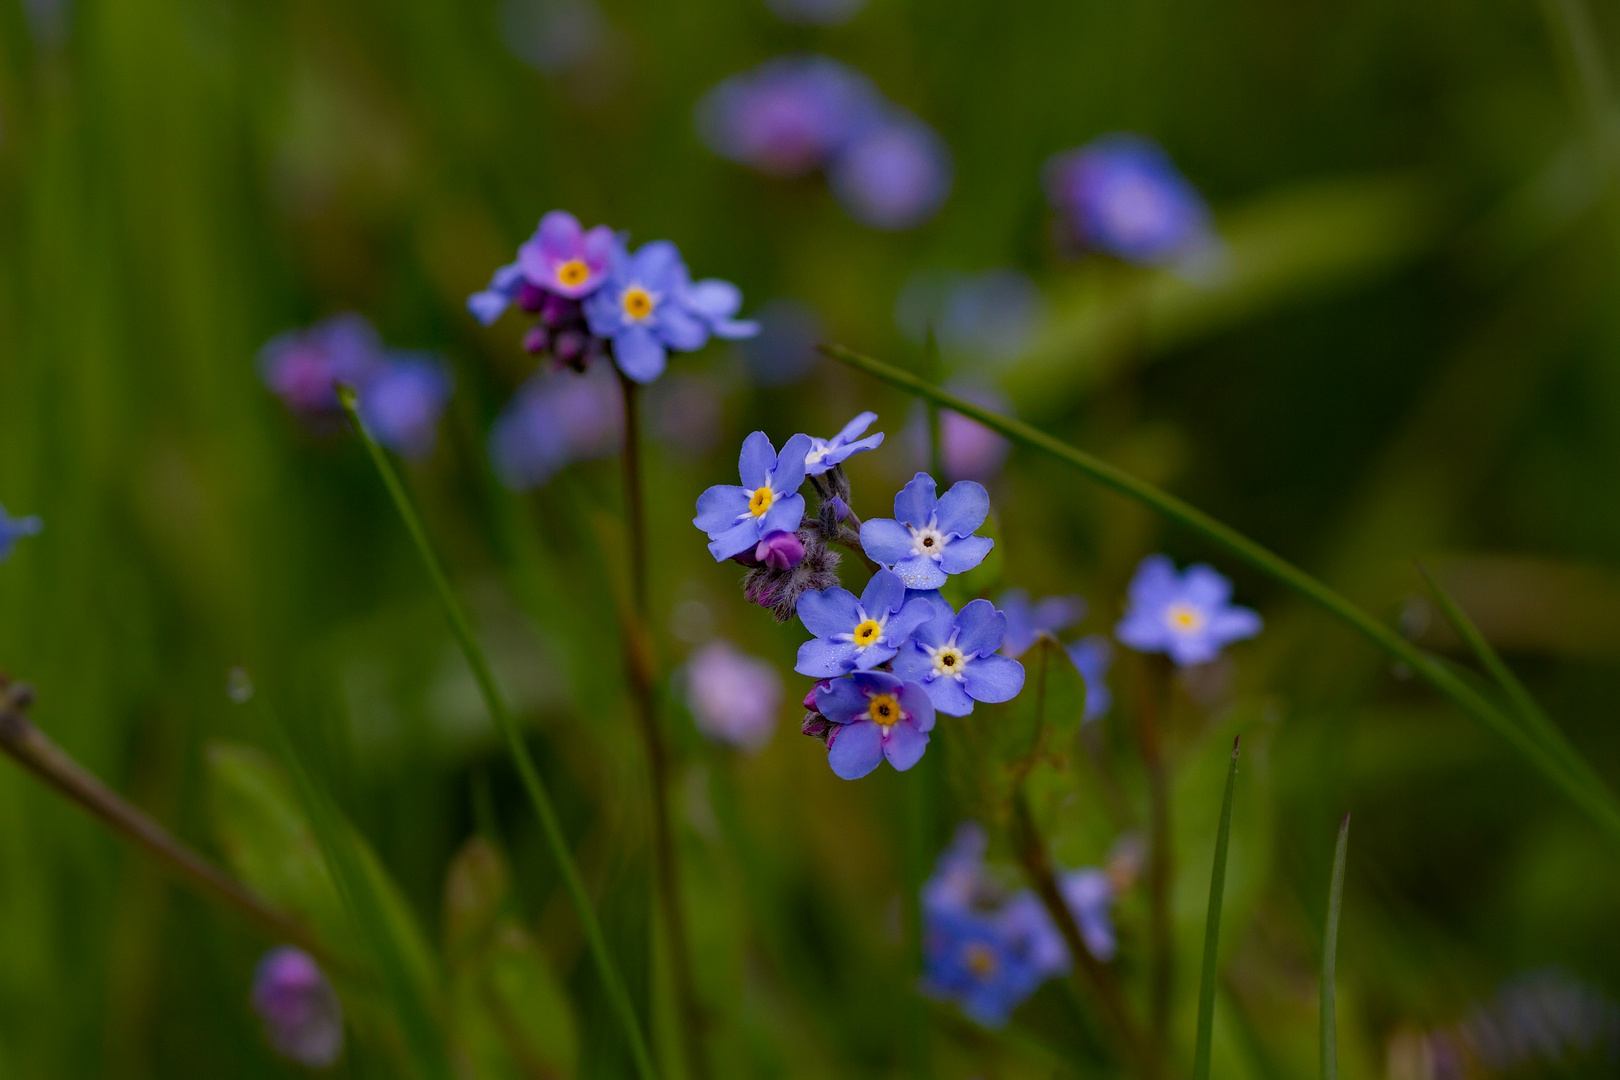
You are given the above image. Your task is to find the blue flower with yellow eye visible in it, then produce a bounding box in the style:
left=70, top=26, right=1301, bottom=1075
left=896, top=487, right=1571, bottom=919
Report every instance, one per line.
left=1115, top=554, right=1261, bottom=666
left=0, top=503, right=42, bottom=562
left=804, top=411, right=884, bottom=476
left=815, top=669, right=935, bottom=779
left=584, top=240, right=758, bottom=384
left=694, top=431, right=813, bottom=561
left=795, top=568, right=934, bottom=676
left=891, top=596, right=1025, bottom=716
left=859, top=473, right=993, bottom=590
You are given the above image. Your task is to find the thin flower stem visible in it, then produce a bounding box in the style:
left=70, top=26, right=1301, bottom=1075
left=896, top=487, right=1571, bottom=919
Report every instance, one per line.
left=1320, top=813, right=1350, bottom=1080
left=1133, top=657, right=1174, bottom=1044
left=1192, top=738, right=1242, bottom=1080
left=618, top=375, right=713, bottom=1080
left=338, top=389, right=659, bottom=1080
left=0, top=677, right=334, bottom=967
left=820, top=344, right=1620, bottom=845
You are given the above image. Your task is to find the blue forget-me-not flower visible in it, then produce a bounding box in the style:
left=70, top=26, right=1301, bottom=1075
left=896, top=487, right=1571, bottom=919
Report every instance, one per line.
left=1044, top=134, right=1214, bottom=266
left=804, top=411, right=884, bottom=477
left=468, top=210, right=617, bottom=326
left=1115, top=554, right=1261, bottom=666
left=859, top=473, right=993, bottom=590
left=694, top=431, right=813, bottom=561
left=814, top=670, right=935, bottom=779
left=0, top=503, right=42, bottom=562
left=356, top=354, right=454, bottom=460
left=891, top=596, right=1025, bottom=716
left=795, top=568, right=933, bottom=676
left=252, top=947, right=344, bottom=1069
left=998, top=588, right=1086, bottom=658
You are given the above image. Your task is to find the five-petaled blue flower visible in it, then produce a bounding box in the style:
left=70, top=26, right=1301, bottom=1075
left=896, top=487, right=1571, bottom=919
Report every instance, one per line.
left=998, top=589, right=1086, bottom=658
left=891, top=596, right=1025, bottom=716
left=921, top=902, right=1061, bottom=1028
left=467, top=210, right=618, bottom=326
left=1066, top=634, right=1113, bottom=722
left=694, top=431, right=813, bottom=561
left=814, top=670, right=935, bottom=779
left=795, top=568, right=933, bottom=676
left=804, top=411, right=885, bottom=477
left=859, top=473, right=993, bottom=590
left=584, top=240, right=757, bottom=384
left=0, top=503, right=43, bottom=562
left=1114, top=555, right=1261, bottom=666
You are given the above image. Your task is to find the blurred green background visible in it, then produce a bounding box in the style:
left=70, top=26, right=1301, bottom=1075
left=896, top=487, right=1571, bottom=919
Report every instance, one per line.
left=2, top=0, right=1620, bottom=1076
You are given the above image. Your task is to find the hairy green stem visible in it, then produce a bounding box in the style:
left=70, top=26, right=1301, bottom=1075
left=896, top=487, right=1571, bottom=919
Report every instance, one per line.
left=339, top=389, right=659, bottom=1080
left=820, top=344, right=1620, bottom=843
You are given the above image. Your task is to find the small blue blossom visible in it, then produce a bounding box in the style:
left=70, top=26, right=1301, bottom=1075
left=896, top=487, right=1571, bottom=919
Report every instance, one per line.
left=1066, top=634, right=1113, bottom=722
left=694, top=431, right=813, bottom=561
left=467, top=210, right=618, bottom=326
left=1043, top=134, right=1215, bottom=266
left=998, top=589, right=1087, bottom=658
left=1059, top=869, right=1118, bottom=961
left=584, top=240, right=758, bottom=384
left=259, top=313, right=385, bottom=415
left=0, top=503, right=43, bottom=562
left=252, top=947, right=344, bottom=1068
left=489, top=365, right=624, bottom=490
left=1115, top=555, right=1261, bottom=667
left=356, top=354, right=454, bottom=460
left=859, top=473, right=993, bottom=590
left=891, top=597, right=1025, bottom=716
left=814, top=670, right=935, bottom=779
left=804, top=411, right=884, bottom=476
left=696, top=55, right=881, bottom=178
left=794, top=568, right=934, bottom=676
left=828, top=111, right=953, bottom=230
left=685, top=640, right=783, bottom=753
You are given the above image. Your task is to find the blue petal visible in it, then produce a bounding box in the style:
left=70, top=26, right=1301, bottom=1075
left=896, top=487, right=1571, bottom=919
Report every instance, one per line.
left=709, top=316, right=759, bottom=340
left=468, top=289, right=512, bottom=326
left=694, top=485, right=750, bottom=533
left=706, top=520, right=761, bottom=562
left=631, top=240, right=685, bottom=289
left=859, top=517, right=913, bottom=565
left=795, top=637, right=861, bottom=678
left=920, top=675, right=975, bottom=716
left=851, top=643, right=899, bottom=670
left=893, top=554, right=947, bottom=591
left=583, top=286, right=622, bottom=336
left=1127, top=554, right=1180, bottom=610
left=683, top=278, right=742, bottom=319
left=893, top=473, right=939, bottom=529
left=889, top=641, right=933, bottom=683
left=962, top=654, right=1025, bottom=703
left=834, top=411, right=878, bottom=444
left=1166, top=633, right=1220, bottom=667
left=827, top=720, right=886, bottom=779
left=883, top=596, right=936, bottom=646
left=614, top=326, right=667, bottom=384
left=938, top=534, right=994, bottom=576
left=934, top=480, right=990, bottom=537
left=1209, top=606, right=1262, bottom=644
left=1182, top=564, right=1234, bottom=608
left=815, top=676, right=870, bottom=724
left=759, top=492, right=806, bottom=536
left=896, top=680, right=937, bottom=733
left=1115, top=611, right=1171, bottom=655
left=882, top=720, right=930, bottom=771
left=955, top=599, right=1008, bottom=657
left=738, top=431, right=777, bottom=489
left=860, top=568, right=905, bottom=617
left=657, top=301, right=709, bottom=353
left=797, top=586, right=863, bottom=639
left=827, top=432, right=883, bottom=464
left=771, top=433, right=814, bottom=493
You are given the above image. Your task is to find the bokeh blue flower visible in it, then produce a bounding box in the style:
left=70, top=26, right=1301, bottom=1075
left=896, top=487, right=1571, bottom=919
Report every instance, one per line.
left=488, top=364, right=624, bottom=489
left=1066, top=634, right=1114, bottom=722
left=695, top=55, right=880, bottom=178
left=355, top=354, right=453, bottom=460
left=998, top=588, right=1087, bottom=658
left=684, top=640, right=783, bottom=753
left=0, top=503, right=43, bottom=562
left=251, top=947, right=344, bottom=1069
left=1044, top=134, right=1215, bottom=266
left=1115, top=554, right=1262, bottom=666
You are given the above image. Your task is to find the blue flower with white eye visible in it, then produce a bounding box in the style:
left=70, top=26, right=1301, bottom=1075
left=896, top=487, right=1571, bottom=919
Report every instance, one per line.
left=1066, top=634, right=1113, bottom=722
left=815, top=670, right=935, bottom=779
left=998, top=589, right=1086, bottom=658
left=804, top=411, right=884, bottom=477
left=892, top=597, right=1025, bottom=716
left=859, top=473, right=993, bottom=590
left=694, top=431, right=813, bottom=561
left=1115, top=555, right=1261, bottom=666
left=585, top=240, right=757, bottom=384
left=795, top=568, right=934, bottom=677
left=0, top=503, right=42, bottom=562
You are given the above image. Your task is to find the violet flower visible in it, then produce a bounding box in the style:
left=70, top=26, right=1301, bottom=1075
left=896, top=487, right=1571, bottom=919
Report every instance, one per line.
left=251, top=947, right=344, bottom=1069
left=684, top=640, right=783, bottom=753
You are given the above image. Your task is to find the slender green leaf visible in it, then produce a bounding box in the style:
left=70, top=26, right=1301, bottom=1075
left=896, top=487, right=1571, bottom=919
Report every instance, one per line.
left=1193, top=737, right=1241, bottom=1080
left=1321, top=813, right=1350, bottom=1080
left=338, top=389, right=659, bottom=1080
left=821, top=344, right=1620, bottom=845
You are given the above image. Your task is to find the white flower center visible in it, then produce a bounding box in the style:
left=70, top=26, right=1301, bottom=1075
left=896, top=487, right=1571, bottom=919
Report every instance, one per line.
left=928, top=642, right=968, bottom=681
left=805, top=441, right=831, bottom=466
left=909, top=524, right=948, bottom=560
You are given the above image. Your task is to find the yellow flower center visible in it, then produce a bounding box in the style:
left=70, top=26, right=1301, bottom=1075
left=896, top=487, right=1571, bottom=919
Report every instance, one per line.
left=556, top=260, right=589, bottom=288
left=622, top=287, right=654, bottom=320
left=867, top=693, right=901, bottom=726
left=748, top=486, right=774, bottom=517
left=1166, top=603, right=1204, bottom=633
left=852, top=619, right=883, bottom=647
left=965, top=943, right=998, bottom=978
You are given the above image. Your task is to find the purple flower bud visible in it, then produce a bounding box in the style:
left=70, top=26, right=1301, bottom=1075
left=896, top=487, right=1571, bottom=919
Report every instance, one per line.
left=251, top=947, right=344, bottom=1069
left=801, top=710, right=833, bottom=745
left=685, top=640, right=783, bottom=752
left=517, top=281, right=548, bottom=312
left=523, top=325, right=551, bottom=355
left=755, top=530, right=806, bottom=570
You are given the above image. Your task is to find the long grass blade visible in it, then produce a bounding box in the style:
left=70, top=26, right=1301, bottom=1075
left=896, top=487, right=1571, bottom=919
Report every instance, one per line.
left=251, top=693, right=453, bottom=1080
left=1415, top=563, right=1610, bottom=805
left=1193, top=737, right=1242, bottom=1080
left=1321, top=813, right=1350, bottom=1080
left=339, top=390, right=660, bottom=1080
left=820, top=344, right=1620, bottom=844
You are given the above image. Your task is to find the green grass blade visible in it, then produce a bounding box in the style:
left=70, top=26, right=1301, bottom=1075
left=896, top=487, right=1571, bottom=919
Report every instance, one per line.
left=1415, top=563, right=1610, bottom=805
left=339, top=390, right=660, bottom=1080
left=1193, top=737, right=1242, bottom=1080
left=821, top=344, right=1620, bottom=844
left=1321, top=813, right=1349, bottom=1080
left=251, top=695, right=453, bottom=1080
